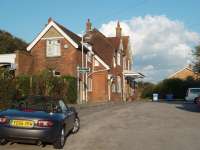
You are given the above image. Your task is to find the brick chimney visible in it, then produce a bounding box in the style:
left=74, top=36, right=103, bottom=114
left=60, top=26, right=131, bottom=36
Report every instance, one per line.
left=116, top=21, right=122, bottom=37
left=188, top=64, right=193, bottom=69
left=86, top=19, right=92, bottom=32
left=48, top=17, right=52, bottom=23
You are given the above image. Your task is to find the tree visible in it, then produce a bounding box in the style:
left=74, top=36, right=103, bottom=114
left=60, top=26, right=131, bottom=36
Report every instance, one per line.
left=193, top=45, right=200, bottom=73
left=0, top=29, right=27, bottom=54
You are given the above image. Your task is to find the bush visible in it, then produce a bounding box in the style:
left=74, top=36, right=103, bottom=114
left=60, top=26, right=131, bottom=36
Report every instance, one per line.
left=16, top=75, right=31, bottom=97
left=62, top=76, right=77, bottom=104
left=0, top=69, right=77, bottom=104
left=0, top=68, right=16, bottom=101
left=140, top=77, right=200, bottom=99
left=139, top=82, right=155, bottom=99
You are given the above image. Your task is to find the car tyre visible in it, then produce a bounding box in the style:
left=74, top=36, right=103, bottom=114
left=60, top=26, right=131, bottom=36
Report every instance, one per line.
left=0, top=139, right=8, bottom=145
left=53, top=127, right=66, bottom=149
left=72, top=117, right=80, bottom=134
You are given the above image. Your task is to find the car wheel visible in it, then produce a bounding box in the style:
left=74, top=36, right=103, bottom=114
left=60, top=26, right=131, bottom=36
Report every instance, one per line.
left=0, top=139, right=8, bottom=145
left=72, top=117, right=80, bottom=134
left=194, top=98, right=198, bottom=104
left=53, top=128, right=65, bottom=149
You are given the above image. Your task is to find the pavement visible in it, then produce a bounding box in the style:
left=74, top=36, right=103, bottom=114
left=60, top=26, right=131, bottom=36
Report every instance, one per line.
left=1, top=101, right=200, bottom=150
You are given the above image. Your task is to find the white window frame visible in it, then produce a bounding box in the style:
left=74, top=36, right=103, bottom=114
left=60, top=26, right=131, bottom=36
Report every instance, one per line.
left=117, top=76, right=121, bottom=93
left=52, top=70, right=61, bottom=77
left=46, top=39, right=61, bottom=57
left=123, top=57, right=126, bottom=70
left=113, top=56, right=116, bottom=68
left=112, top=82, right=116, bottom=93
left=117, top=51, right=121, bottom=66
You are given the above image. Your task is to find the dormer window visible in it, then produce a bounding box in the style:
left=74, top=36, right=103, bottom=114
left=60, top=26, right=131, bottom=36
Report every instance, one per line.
left=117, top=51, right=121, bottom=65
left=46, top=39, right=61, bottom=57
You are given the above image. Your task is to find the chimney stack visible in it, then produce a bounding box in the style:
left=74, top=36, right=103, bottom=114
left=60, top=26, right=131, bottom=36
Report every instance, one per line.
left=86, top=19, right=92, bottom=32
left=116, top=21, right=122, bottom=37
left=48, top=17, right=52, bottom=23
left=188, top=64, right=193, bottom=69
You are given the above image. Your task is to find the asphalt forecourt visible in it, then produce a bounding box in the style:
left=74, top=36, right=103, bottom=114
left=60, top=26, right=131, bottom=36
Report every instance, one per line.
left=1, top=101, right=200, bottom=150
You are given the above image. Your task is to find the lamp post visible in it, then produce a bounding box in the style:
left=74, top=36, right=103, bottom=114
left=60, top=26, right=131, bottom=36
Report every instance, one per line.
left=81, top=32, right=84, bottom=104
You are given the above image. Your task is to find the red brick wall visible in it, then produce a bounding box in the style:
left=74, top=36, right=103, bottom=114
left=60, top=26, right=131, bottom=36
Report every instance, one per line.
left=88, top=71, right=108, bottom=102
left=30, top=38, right=81, bottom=76
left=15, top=50, right=33, bottom=76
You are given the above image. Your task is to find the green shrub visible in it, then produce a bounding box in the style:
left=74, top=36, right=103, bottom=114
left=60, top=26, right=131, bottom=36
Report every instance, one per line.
left=0, top=69, right=78, bottom=104
left=16, top=75, right=31, bottom=97
left=62, top=76, right=77, bottom=104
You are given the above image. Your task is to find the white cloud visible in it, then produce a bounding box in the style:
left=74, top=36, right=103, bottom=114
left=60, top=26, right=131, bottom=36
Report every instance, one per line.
left=100, top=15, right=200, bottom=83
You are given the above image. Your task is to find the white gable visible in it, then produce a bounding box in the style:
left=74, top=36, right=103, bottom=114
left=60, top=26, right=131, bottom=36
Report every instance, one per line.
left=27, top=21, right=79, bottom=51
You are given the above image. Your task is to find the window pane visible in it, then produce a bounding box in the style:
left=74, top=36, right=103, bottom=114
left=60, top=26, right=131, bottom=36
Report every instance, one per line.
left=46, top=39, right=61, bottom=57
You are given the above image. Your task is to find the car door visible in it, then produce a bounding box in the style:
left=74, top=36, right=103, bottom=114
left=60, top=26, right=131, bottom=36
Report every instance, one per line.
left=59, top=100, right=74, bottom=133
left=66, top=105, right=75, bottom=129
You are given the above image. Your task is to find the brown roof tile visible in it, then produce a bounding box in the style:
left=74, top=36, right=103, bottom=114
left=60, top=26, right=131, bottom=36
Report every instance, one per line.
left=86, top=28, right=116, bottom=66
left=106, top=36, right=129, bottom=51
left=55, top=21, right=82, bottom=46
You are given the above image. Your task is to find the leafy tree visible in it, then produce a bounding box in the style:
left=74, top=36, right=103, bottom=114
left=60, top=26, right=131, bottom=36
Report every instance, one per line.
left=138, top=81, right=155, bottom=99
left=193, top=45, right=200, bottom=73
left=0, top=30, right=27, bottom=54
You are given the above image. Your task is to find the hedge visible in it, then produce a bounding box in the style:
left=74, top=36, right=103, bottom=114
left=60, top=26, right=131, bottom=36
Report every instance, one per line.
left=0, top=69, right=77, bottom=105
left=139, top=77, right=200, bottom=99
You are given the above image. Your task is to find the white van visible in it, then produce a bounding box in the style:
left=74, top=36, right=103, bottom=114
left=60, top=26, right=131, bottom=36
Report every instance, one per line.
left=185, top=88, right=200, bottom=102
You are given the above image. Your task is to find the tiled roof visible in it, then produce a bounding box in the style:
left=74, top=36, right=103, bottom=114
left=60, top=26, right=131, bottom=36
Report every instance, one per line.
left=106, top=36, right=129, bottom=51
left=55, top=21, right=82, bottom=47
left=85, top=28, right=116, bottom=66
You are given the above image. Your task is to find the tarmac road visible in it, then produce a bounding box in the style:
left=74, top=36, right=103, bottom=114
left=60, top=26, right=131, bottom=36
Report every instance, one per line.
left=2, top=101, right=200, bottom=150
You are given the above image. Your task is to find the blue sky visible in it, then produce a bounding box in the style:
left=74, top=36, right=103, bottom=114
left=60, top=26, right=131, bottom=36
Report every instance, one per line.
left=1, top=0, right=200, bottom=82
left=0, top=0, right=199, bottom=42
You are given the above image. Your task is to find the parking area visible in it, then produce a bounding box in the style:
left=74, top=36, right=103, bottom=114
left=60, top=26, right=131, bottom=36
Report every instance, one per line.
left=1, top=101, right=200, bottom=150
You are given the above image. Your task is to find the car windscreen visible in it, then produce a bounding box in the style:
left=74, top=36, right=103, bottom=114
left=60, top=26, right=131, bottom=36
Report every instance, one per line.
left=189, top=89, right=200, bottom=94
left=12, top=96, right=59, bottom=113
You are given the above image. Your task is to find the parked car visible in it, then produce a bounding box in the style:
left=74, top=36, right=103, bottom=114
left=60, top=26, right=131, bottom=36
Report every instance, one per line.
left=0, top=95, right=80, bottom=149
left=193, top=96, right=200, bottom=106
left=185, top=88, right=200, bottom=102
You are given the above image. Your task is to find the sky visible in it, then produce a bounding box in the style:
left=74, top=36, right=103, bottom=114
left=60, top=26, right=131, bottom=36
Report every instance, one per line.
left=0, top=0, right=200, bottom=82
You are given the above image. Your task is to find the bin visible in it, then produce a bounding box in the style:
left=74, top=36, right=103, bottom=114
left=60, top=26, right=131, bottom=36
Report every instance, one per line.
left=153, top=93, right=159, bottom=101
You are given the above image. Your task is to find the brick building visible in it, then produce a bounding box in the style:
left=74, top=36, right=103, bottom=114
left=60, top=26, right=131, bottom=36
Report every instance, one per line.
left=169, top=65, right=199, bottom=80
left=1, top=18, right=143, bottom=103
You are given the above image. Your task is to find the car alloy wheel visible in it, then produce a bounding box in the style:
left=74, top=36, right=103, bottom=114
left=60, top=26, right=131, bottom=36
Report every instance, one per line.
left=0, top=139, right=8, bottom=145
left=53, top=128, right=65, bottom=149
left=60, top=129, right=65, bottom=146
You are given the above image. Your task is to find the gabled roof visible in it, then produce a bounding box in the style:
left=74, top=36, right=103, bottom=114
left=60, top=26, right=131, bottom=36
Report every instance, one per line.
left=27, top=20, right=80, bottom=51
left=26, top=19, right=110, bottom=70
left=54, top=21, right=82, bottom=47
left=168, top=66, right=197, bottom=79
left=106, top=36, right=129, bottom=51
left=85, top=28, right=115, bottom=66
left=94, top=55, right=110, bottom=70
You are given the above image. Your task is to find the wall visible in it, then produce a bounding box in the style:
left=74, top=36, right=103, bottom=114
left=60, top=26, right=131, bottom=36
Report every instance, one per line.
left=15, top=50, right=33, bottom=75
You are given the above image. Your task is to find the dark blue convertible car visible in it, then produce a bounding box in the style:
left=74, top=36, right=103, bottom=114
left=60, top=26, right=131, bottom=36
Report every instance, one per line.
left=0, top=96, right=80, bottom=149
